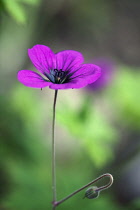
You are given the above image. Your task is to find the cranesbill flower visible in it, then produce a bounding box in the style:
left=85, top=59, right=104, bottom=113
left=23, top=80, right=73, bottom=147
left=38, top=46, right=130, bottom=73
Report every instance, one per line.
left=17, top=45, right=101, bottom=90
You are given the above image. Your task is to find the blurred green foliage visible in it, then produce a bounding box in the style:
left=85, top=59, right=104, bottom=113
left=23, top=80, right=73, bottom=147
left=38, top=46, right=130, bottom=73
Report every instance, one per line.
left=1, top=66, right=140, bottom=209
left=109, top=66, right=140, bottom=129
left=0, top=104, right=117, bottom=209
left=57, top=96, right=118, bottom=167
left=0, top=0, right=140, bottom=209
left=1, top=0, right=40, bottom=24
left=57, top=67, right=140, bottom=168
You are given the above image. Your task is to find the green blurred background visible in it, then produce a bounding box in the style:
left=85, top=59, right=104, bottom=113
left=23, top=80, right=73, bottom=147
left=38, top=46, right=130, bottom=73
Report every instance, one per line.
left=0, top=0, right=140, bottom=209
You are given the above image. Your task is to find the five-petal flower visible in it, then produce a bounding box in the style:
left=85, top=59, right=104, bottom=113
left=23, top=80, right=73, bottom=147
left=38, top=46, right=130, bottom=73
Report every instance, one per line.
left=17, top=45, right=101, bottom=90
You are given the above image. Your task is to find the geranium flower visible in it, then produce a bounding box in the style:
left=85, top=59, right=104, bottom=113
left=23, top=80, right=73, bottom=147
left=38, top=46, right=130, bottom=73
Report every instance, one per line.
left=17, top=45, right=101, bottom=90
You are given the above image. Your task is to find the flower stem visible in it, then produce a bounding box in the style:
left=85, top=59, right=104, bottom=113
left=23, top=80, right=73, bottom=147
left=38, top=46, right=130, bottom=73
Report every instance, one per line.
left=54, top=173, right=113, bottom=207
left=50, top=91, right=113, bottom=209
left=52, top=90, right=58, bottom=209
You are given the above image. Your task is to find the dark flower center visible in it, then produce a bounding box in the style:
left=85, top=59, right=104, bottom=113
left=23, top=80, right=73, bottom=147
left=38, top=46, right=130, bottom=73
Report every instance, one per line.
left=45, top=69, right=71, bottom=84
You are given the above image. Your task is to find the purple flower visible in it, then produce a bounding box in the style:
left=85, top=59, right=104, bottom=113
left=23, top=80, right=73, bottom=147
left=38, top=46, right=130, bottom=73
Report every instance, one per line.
left=17, top=45, right=101, bottom=90
left=86, top=58, right=115, bottom=91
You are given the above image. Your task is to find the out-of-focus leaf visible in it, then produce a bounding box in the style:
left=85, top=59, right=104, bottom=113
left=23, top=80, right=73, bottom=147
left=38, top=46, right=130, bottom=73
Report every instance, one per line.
left=57, top=97, right=118, bottom=167
left=2, top=0, right=40, bottom=24
left=4, top=0, right=27, bottom=24
left=109, top=66, right=140, bottom=129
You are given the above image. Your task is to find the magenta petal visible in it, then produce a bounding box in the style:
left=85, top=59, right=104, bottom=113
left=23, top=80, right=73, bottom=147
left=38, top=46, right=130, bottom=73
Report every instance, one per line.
left=49, top=79, right=88, bottom=89
left=49, top=64, right=101, bottom=90
left=71, top=64, right=101, bottom=84
left=28, top=45, right=55, bottom=74
left=55, top=50, right=84, bottom=72
left=17, top=70, right=51, bottom=88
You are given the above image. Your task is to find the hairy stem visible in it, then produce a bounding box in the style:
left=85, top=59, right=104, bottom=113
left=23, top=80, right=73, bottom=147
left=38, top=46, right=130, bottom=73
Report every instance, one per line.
left=52, top=90, right=58, bottom=209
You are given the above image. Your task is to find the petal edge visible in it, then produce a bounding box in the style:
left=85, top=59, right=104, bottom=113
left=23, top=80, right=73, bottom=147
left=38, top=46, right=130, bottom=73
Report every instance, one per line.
left=17, top=70, right=51, bottom=88
left=28, top=45, right=55, bottom=74
left=55, top=50, right=84, bottom=72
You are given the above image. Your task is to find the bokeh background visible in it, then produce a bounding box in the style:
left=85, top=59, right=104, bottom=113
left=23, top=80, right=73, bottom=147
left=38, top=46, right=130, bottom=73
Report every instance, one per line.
left=0, top=0, right=140, bottom=209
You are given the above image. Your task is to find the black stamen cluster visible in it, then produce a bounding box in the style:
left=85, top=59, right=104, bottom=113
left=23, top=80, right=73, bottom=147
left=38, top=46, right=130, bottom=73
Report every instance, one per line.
left=45, top=69, right=71, bottom=84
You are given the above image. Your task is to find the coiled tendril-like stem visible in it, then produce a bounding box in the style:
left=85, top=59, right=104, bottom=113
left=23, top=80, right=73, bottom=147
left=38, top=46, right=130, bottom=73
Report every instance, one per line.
left=53, top=173, right=113, bottom=207
left=51, top=90, right=113, bottom=209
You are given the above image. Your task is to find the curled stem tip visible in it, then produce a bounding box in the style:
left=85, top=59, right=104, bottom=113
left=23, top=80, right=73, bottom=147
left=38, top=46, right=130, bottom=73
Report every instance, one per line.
left=84, top=173, right=113, bottom=199
left=95, top=173, right=113, bottom=192
left=55, top=173, right=113, bottom=206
